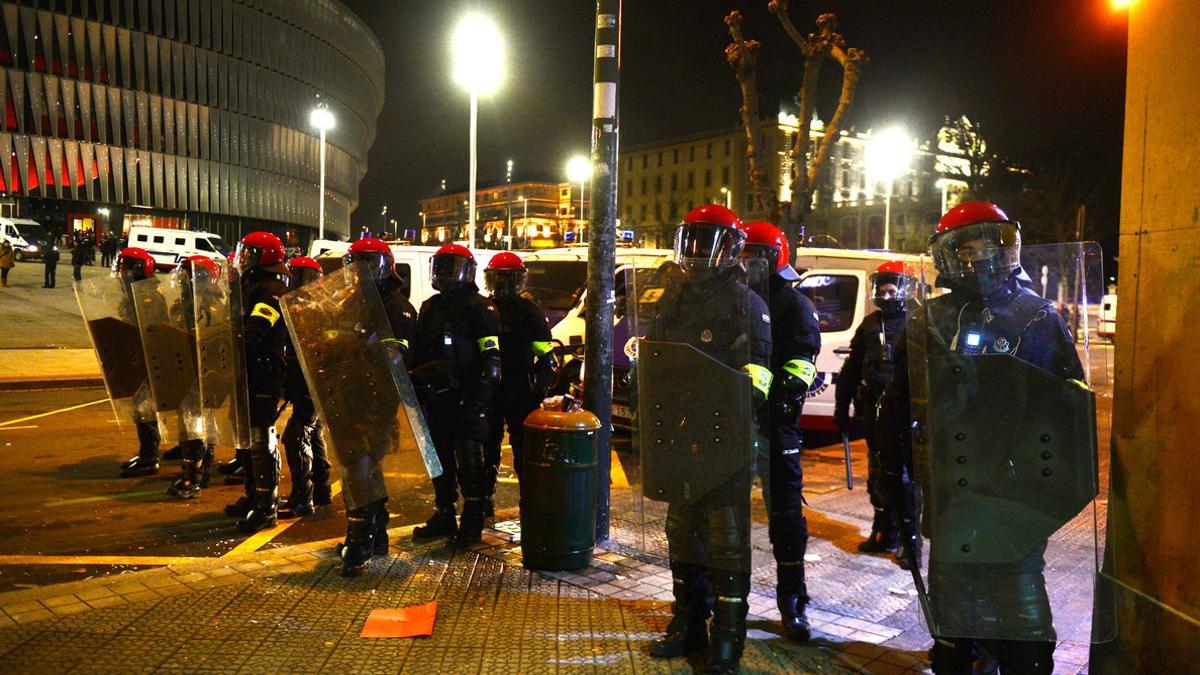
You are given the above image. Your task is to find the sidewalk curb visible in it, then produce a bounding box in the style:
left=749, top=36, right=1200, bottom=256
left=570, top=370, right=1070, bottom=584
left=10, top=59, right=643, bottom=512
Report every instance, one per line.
left=0, top=377, right=104, bottom=392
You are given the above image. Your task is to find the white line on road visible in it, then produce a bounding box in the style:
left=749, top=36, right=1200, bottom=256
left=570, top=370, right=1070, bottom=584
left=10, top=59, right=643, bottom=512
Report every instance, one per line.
left=0, top=397, right=109, bottom=428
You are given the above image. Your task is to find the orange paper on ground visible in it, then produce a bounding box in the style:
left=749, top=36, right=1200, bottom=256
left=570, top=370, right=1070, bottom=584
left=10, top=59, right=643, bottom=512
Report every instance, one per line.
left=359, top=601, right=439, bottom=638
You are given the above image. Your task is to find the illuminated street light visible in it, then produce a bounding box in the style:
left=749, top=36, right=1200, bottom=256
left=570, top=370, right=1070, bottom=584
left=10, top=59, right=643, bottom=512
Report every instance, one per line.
left=1110, top=0, right=1134, bottom=9
left=567, top=156, right=592, bottom=244
left=719, top=186, right=731, bottom=209
left=309, top=105, right=336, bottom=240
left=452, top=13, right=505, bottom=249
left=866, top=127, right=915, bottom=250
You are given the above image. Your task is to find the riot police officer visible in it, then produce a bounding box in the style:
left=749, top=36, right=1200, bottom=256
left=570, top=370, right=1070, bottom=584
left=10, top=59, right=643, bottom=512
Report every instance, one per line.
left=645, top=205, right=772, bottom=674
left=738, top=221, right=821, bottom=643
left=835, top=261, right=914, bottom=555
left=482, top=252, right=556, bottom=509
left=335, top=238, right=419, bottom=576
left=114, top=247, right=164, bottom=478
left=224, top=232, right=291, bottom=533
left=278, top=256, right=331, bottom=519
left=410, top=244, right=501, bottom=549
left=879, top=202, right=1086, bottom=674
left=165, top=255, right=219, bottom=499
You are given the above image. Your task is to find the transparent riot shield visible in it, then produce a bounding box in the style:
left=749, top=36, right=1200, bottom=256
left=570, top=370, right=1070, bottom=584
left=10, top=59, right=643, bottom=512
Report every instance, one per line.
left=280, top=262, right=441, bottom=512
left=75, top=274, right=158, bottom=427
left=906, top=241, right=1110, bottom=643
left=192, top=261, right=250, bottom=449
left=611, top=257, right=769, bottom=578
left=131, top=272, right=203, bottom=445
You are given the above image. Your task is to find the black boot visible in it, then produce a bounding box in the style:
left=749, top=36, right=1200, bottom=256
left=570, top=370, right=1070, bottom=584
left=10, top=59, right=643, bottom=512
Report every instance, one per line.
left=218, top=455, right=242, bottom=475
left=373, top=499, right=391, bottom=555
left=162, top=445, right=184, bottom=461
left=237, top=432, right=279, bottom=533
left=776, top=562, right=811, bottom=643
left=198, top=445, right=214, bottom=489
left=896, top=535, right=922, bottom=571
left=413, top=507, right=458, bottom=540
left=449, top=498, right=485, bottom=549
left=167, top=441, right=206, bottom=499
left=279, top=495, right=315, bottom=519
left=649, top=563, right=711, bottom=659
left=312, top=483, right=332, bottom=507
left=338, top=504, right=376, bottom=577
left=120, top=422, right=161, bottom=477
left=704, top=569, right=750, bottom=674
left=858, top=510, right=899, bottom=553
left=224, top=448, right=254, bottom=518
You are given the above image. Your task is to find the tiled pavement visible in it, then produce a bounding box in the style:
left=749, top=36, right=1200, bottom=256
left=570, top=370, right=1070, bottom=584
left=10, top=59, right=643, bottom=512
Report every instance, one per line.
left=0, top=446, right=1098, bottom=673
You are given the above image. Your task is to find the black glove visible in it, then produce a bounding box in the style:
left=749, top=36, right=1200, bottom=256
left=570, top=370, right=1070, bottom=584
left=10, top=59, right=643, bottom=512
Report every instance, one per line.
left=456, top=400, right=490, bottom=443
left=834, top=408, right=851, bottom=433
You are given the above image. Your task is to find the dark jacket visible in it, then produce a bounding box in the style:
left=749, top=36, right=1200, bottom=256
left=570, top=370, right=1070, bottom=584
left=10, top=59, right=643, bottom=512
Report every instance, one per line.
left=491, top=294, right=554, bottom=400
left=836, top=308, right=907, bottom=419
left=411, top=283, right=502, bottom=404
left=241, top=263, right=291, bottom=425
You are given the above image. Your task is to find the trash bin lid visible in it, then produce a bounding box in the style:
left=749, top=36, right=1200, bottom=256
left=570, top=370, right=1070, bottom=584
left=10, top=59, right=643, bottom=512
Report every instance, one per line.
left=524, top=407, right=602, bottom=432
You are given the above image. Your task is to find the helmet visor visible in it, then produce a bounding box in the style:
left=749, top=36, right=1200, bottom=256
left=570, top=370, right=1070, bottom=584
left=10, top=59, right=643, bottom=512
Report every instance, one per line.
left=116, top=256, right=150, bottom=281
left=290, top=267, right=322, bottom=289
left=233, top=243, right=262, bottom=274
left=344, top=250, right=392, bottom=283
left=485, top=267, right=526, bottom=297
left=674, top=222, right=745, bottom=269
left=430, top=254, right=474, bottom=290
left=870, top=271, right=915, bottom=311
left=930, top=221, right=1021, bottom=287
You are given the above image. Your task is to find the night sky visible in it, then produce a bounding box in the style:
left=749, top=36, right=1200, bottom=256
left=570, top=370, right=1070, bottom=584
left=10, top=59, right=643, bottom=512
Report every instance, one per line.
left=338, top=0, right=1128, bottom=233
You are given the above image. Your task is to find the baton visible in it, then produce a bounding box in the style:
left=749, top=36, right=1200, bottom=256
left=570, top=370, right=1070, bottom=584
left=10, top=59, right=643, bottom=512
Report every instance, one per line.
left=842, top=431, right=854, bottom=490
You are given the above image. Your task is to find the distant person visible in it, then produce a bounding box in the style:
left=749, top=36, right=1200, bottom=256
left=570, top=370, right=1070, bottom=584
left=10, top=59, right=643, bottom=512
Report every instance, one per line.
left=71, top=240, right=86, bottom=281
left=42, top=245, right=60, bottom=288
left=0, top=241, right=13, bottom=287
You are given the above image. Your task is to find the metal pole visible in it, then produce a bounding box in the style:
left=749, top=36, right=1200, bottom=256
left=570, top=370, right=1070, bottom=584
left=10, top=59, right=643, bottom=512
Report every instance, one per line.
left=883, top=180, right=892, bottom=250
left=317, top=127, right=326, bottom=240
left=584, top=0, right=620, bottom=542
left=468, top=90, right=479, bottom=249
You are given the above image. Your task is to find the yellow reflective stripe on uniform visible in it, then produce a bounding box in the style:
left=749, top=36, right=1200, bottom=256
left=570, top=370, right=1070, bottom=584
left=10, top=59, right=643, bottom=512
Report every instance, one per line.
left=478, top=335, right=500, bottom=352
left=531, top=340, right=555, bottom=357
left=250, top=302, right=280, bottom=326
left=381, top=337, right=409, bottom=349
left=783, top=358, right=818, bottom=387
left=1069, top=378, right=1091, bottom=392
left=742, top=363, right=773, bottom=397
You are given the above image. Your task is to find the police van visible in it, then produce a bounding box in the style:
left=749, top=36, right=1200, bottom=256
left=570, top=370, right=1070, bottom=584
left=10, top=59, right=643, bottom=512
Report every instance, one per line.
left=308, top=239, right=499, bottom=308
left=1098, top=293, right=1117, bottom=341
left=127, top=226, right=229, bottom=270
left=0, top=217, right=55, bottom=261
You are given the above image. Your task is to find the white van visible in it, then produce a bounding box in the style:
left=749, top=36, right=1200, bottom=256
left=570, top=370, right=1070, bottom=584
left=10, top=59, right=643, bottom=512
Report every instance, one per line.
left=128, top=226, right=229, bottom=270
left=1098, top=293, right=1116, bottom=340
left=310, top=239, right=499, bottom=308
left=0, top=217, right=56, bottom=261
left=793, top=248, right=931, bottom=430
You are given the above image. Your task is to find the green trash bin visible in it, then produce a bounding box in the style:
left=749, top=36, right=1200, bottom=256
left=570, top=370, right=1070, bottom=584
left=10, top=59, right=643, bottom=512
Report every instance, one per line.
left=520, top=403, right=601, bottom=571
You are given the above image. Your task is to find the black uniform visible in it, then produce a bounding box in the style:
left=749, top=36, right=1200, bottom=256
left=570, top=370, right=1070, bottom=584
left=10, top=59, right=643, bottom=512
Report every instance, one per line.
left=879, top=274, right=1083, bottom=675
left=758, top=272, right=821, bottom=637
left=231, top=264, right=291, bottom=530
left=835, top=308, right=907, bottom=548
left=411, top=283, right=501, bottom=543
left=115, top=278, right=163, bottom=474
left=643, top=266, right=772, bottom=669
left=43, top=247, right=59, bottom=287
left=484, top=294, right=554, bottom=492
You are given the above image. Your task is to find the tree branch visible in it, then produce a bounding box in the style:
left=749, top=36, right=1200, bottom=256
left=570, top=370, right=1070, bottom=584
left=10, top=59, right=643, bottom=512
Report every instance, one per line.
left=725, top=11, right=779, bottom=216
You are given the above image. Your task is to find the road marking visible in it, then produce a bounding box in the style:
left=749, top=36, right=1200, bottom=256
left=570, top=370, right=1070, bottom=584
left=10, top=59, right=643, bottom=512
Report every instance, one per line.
left=610, top=450, right=630, bottom=488
left=45, top=489, right=165, bottom=508
left=222, top=480, right=343, bottom=557
left=0, top=554, right=205, bottom=566
left=0, top=397, right=108, bottom=428
left=0, top=425, right=38, bottom=431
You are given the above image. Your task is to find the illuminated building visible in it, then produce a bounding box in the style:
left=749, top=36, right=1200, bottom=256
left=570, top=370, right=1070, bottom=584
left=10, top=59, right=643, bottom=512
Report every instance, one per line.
left=417, top=176, right=589, bottom=250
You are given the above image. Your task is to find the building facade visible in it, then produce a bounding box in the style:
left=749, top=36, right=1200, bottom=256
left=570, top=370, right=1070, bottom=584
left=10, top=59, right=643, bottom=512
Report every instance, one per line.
left=0, top=0, right=382, bottom=251
left=417, top=176, right=590, bottom=250
left=618, top=112, right=969, bottom=253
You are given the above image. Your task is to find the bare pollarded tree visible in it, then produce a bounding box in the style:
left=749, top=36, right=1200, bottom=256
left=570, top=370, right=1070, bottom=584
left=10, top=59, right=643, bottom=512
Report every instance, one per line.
left=725, top=4, right=867, bottom=254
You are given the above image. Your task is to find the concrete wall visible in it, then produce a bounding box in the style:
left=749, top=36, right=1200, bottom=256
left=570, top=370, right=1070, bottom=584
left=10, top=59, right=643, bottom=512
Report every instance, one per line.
left=1090, top=0, right=1200, bottom=670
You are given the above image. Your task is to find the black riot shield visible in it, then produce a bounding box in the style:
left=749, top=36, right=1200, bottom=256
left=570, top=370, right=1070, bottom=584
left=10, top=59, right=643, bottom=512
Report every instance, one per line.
left=907, top=241, right=1109, bottom=643
left=74, top=274, right=157, bottom=426
left=192, top=261, right=250, bottom=449
left=132, top=272, right=203, bottom=445
left=613, top=258, right=768, bottom=570
left=281, top=263, right=440, bottom=512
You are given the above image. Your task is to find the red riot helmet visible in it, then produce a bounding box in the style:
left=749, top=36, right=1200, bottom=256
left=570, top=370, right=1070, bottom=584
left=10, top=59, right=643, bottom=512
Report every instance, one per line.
left=287, top=256, right=324, bottom=289
left=344, top=238, right=394, bottom=284
left=484, top=251, right=527, bottom=298
left=675, top=204, right=746, bottom=272
left=738, top=221, right=800, bottom=282
left=929, top=201, right=1022, bottom=295
left=871, top=260, right=916, bottom=314
left=233, top=231, right=285, bottom=274
left=430, top=243, right=476, bottom=292
left=178, top=255, right=218, bottom=282
left=115, top=247, right=156, bottom=281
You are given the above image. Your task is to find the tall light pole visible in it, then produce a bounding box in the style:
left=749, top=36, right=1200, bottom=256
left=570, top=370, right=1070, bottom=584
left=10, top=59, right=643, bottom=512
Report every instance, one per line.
left=309, top=105, right=336, bottom=240
left=505, top=159, right=514, bottom=250
left=380, top=204, right=388, bottom=238
left=452, top=14, right=504, bottom=250
left=866, top=127, right=914, bottom=250
left=720, top=186, right=731, bottom=209
left=567, top=155, right=591, bottom=244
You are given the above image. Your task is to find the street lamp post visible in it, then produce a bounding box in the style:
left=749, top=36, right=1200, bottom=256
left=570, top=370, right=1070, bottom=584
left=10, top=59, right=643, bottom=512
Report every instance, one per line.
left=505, top=159, right=513, bottom=250
left=567, top=155, right=592, bottom=244
left=866, top=127, right=914, bottom=250
left=452, top=14, right=504, bottom=250
left=309, top=105, right=336, bottom=240
left=720, top=186, right=731, bottom=209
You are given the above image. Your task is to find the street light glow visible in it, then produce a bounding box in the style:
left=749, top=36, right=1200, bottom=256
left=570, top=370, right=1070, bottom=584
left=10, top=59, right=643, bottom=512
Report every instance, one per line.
left=1111, top=0, right=1134, bottom=9
left=566, top=156, right=592, bottom=183
left=452, top=14, right=504, bottom=96
left=309, top=106, right=336, bottom=131
left=866, top=127, right=914, bottom=186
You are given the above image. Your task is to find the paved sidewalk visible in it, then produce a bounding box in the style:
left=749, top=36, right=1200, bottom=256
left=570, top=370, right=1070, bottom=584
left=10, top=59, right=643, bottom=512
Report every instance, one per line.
left=0, top=348, right=100, bottom=390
